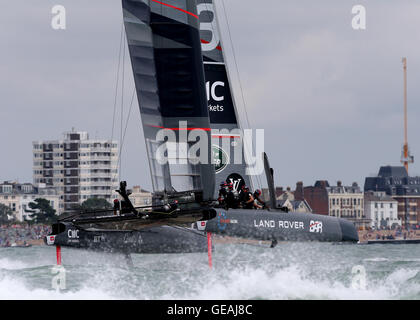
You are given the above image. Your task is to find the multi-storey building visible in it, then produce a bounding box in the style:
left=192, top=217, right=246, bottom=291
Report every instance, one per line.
left=294, top=180, right=369, bottom=228
left=364, top=191, right=401, bottom=229
left=0, top=182, right=60, bottom=221
left=327, top=181, right=363, bottom=218
left=294, top=180, right=330, bottom=215
left=364, top=166, right=420, bottom=227
left=33, top=130, right=119, bottom=211
left=129, top=186, right=152, bottom=207
left=326, top=181, right=369, bottom=228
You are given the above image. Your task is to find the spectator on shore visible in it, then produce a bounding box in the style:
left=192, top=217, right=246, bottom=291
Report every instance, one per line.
left=0, top=224, right=51, bottom=247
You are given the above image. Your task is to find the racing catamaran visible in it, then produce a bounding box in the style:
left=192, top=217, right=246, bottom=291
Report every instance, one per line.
left=45, top=0, right=358, bottom=259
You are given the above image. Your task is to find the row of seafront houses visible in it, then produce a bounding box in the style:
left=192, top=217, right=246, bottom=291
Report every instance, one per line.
left=2, top=164, right=417, bottom=230
left=263, top=165, right=420, bottom=230
left=0, top=130, right=152, bottom=222
left=0, top=182, right=152, bottom=222
left=0, top=130, right=418, bottom=229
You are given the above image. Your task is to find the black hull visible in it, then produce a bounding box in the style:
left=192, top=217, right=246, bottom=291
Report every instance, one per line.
left=46, top=208, right=358, bottom=255
left=203, top=209, right=359, bottom=242
left=46, top=222, right=209, bottom=254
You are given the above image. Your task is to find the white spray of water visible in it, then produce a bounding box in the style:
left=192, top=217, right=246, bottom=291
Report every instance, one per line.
left=0, top=244, right=419, bottom=300
left=0, top=277, right=114, bottom=300
left=0, top=258, right=27, bottom=270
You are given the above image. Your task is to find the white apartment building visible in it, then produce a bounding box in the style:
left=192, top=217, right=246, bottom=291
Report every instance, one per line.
left=33, top=130, right=119, bottom=211
left=0, top=182, right=60, bottom=221
left=327, top=181, right=370, bottom=228
left=364, top=191, right=401, bottom=229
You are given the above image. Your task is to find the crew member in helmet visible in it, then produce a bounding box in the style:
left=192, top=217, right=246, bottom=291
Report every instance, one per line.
left=113, top=199, right=120, bottom=215
left=218, top=181, right=228, bottom=206
left=225, top=182, right=239, bottom=209
left=253, top=189, right=266, bottom=209
left=242, top=187, right=255, bottom=209
left=238, top=185, right=246, bottom=204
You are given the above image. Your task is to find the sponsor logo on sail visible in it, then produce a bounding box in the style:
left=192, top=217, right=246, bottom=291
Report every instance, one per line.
left=227, top=173, right=245, bottom=191
left=206, top=81, right=225, bottom=102
left=206, top=81, right=225, bottom=113
left=197, top=2, right=221, bottom=52
left=213, top=145, right=229, bottom=173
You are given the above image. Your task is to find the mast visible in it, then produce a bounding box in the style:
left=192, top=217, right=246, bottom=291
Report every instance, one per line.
left=400, top=57, right=413, bottom=173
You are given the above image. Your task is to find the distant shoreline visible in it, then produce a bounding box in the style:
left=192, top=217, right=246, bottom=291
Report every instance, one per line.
left=0, top=224, right=50, bottom=248
left=358, top=229, right=420, bottom=243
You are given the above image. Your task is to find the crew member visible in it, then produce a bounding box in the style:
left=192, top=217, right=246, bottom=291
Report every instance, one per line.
left=113, top=199, right=120, bottom=215
left=225, top=183, right=239, bottom=209
left=253, top=189, right=266, bottom=209
left=218, top=181, right=228, bottom=206
left=238, top=185, right=247, bottom=205
left=242, top=187, right=255, bottom=209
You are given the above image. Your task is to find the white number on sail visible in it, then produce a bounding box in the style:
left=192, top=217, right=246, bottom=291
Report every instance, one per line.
left=197, top=3, right=220, bottom=52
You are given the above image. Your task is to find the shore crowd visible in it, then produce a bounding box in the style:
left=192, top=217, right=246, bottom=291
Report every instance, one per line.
left=358, top=227, right=420, bottom=242
left=0, top=224, right=51, bottom=247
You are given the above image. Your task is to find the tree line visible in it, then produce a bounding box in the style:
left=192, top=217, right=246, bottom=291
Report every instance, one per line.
left=0, top=198, right=112, bottom=225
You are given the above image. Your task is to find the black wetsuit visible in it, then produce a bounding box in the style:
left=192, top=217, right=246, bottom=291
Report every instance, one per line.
left=238, top=189, right=245, bottom=202
left=226, top=190, right=236, bottom=208
left=253, top=192, right=266, bottom=208
left=226, top=190, right=239, bottom=209
left=243, top=192, right=254, bottom=209
left=218, top=187, right=228, bottom=205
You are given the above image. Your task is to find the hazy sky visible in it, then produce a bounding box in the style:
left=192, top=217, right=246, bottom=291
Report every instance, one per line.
left=1, top=0, right=420, bottom=191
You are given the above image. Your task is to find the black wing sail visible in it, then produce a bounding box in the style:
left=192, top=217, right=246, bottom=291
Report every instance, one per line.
left=122, top=0, right=215, bottom=201
left=197, top=0, right=253, bottom=197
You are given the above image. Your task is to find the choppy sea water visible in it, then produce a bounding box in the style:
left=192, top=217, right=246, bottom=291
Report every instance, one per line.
left=0, top=242, right=419, bottom=300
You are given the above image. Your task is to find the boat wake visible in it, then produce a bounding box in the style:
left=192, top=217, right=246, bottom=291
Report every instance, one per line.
left=0, top=244, right=419, bottom=300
